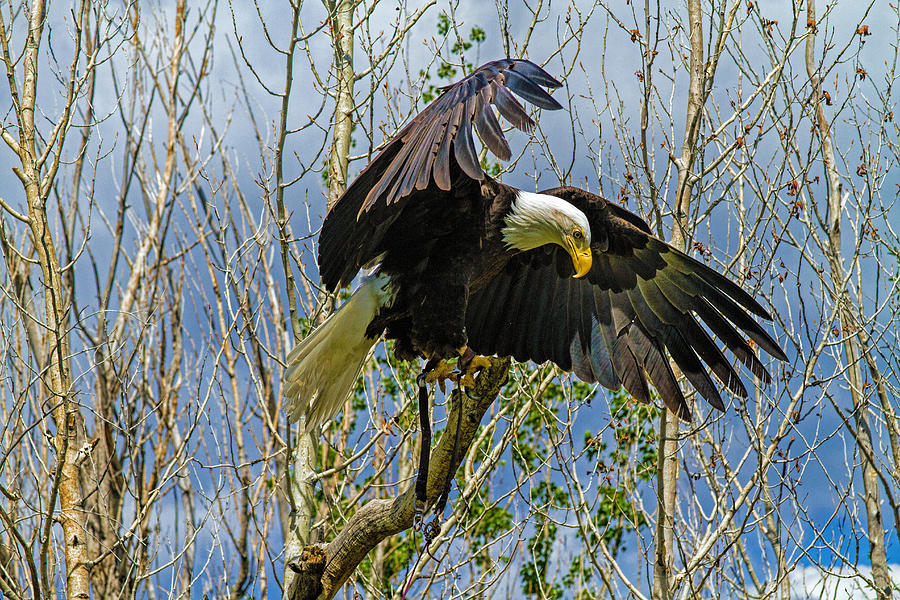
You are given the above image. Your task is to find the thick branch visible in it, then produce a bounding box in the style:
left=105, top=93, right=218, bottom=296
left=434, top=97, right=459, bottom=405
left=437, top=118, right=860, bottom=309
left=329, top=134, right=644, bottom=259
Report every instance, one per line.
left=288, top=357, right=511, bottom=600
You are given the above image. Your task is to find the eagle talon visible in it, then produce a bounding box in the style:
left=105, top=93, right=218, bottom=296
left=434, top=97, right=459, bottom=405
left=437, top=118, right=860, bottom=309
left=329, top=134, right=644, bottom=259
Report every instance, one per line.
left=424, top=359, right=458, bottom=394
left=458, top=354, right=492, bottom=390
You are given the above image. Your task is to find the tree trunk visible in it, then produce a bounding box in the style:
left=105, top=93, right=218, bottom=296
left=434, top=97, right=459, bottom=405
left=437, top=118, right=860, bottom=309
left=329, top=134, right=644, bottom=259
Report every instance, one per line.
left=9, top=1, right=91, bottom=597
left=805, top=1, right=892, bottom=598
left=653, top=1, right=704, bottom=597
left=652, top=410, right=679, bottom=600
left=284, top=0, right=356, bottom=596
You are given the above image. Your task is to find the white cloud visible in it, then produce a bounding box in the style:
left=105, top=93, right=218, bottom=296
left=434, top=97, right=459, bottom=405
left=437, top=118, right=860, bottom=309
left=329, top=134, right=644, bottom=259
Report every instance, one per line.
left=790, top=565, right=900, bottom=600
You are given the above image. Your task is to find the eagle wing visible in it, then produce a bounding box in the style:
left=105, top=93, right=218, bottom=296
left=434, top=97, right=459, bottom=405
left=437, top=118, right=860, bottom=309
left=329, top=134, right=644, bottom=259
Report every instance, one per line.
left=318, top=59, right=563, bottom=291
left=465, top=186, right=788, bottom=420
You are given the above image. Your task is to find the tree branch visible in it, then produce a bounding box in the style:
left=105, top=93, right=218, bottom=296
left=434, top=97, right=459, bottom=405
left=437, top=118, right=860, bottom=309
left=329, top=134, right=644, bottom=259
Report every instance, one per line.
left=288, top=357, right=511, bottom=600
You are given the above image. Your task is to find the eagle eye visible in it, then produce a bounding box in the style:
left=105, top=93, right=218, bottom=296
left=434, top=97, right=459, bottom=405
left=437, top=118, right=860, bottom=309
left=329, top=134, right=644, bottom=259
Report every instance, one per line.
left=573, top=228, right=585, bottom=241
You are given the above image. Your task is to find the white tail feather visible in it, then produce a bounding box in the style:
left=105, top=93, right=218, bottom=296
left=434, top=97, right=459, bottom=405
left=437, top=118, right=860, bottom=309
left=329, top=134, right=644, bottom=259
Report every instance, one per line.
left=284, top=275, right=392, bottom=431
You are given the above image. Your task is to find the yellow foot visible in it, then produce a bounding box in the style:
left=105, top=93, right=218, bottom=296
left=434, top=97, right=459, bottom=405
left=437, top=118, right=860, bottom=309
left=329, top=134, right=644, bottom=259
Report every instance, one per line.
left=424, top=359, right=457, bottom=394
left=459, top=355, right=492, bottom=389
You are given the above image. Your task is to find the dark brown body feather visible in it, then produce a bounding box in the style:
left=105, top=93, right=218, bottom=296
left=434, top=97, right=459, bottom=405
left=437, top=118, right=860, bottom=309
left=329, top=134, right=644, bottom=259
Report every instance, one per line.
left=324, top=165, right=520, bottom=360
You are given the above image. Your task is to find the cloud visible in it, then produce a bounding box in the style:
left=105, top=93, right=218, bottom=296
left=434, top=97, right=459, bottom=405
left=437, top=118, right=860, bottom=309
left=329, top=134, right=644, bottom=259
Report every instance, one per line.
left=790, top=565, right=900, bottom=600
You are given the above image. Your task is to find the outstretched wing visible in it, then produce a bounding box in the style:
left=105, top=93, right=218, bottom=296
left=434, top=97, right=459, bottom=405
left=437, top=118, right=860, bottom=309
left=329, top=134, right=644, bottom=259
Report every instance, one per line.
left=465, top=186, right=788, bottom=420
left=318, top=59, right=563, bottom=291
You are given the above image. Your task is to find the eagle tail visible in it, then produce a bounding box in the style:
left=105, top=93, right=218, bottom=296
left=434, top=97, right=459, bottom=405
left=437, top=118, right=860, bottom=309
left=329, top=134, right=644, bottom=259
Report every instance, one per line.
left=284, top=275, right=392, bottom=431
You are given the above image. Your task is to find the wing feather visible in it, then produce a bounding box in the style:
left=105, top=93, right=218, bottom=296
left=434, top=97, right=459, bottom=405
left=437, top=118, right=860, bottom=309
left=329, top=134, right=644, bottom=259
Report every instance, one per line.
left=528, top=263, right=558, bottom=364
left=493, top=85, right=533, bottom=131
left=466, top=186, right=787, bottom=420
left=433, top=102, right=463, bottom=191
left=628, top=284, right=726, bottom=411
left=589, top=289, right=620, bottom=389
left=570, top=332, right=597, bottom=383
left=474, top=88, right=511, bottom=159
left=507, top=59, right=565, bottom=89
left=454, top=103, right=482, bottom=180
left=413, top=119, right=447, bottom=191
left=503, top=69, right=565, bottom=109
left=319, top=59, right=563, bottom=291
left=609, top=324, right=651, bottom=404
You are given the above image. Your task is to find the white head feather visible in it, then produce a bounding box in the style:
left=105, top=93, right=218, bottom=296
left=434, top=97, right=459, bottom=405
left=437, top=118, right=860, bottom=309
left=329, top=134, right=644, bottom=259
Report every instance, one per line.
left=502, top=190, right=591, bottom=251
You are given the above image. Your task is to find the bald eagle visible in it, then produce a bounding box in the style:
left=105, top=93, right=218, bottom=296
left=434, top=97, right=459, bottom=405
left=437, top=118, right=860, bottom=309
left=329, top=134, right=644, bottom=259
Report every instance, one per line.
left=285, top=59, right=787, bottom=435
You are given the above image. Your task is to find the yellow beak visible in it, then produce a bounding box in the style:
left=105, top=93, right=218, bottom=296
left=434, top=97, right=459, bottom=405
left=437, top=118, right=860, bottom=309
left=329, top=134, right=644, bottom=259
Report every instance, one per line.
left=572, top=249, right=592, bottom=278
left=566, top=236, right=593, bottom=278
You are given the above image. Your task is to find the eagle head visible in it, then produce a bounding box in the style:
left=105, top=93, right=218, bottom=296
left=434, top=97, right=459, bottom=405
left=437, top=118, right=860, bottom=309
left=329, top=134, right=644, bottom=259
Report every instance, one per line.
left=502, top=190, right=593, bottom=278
